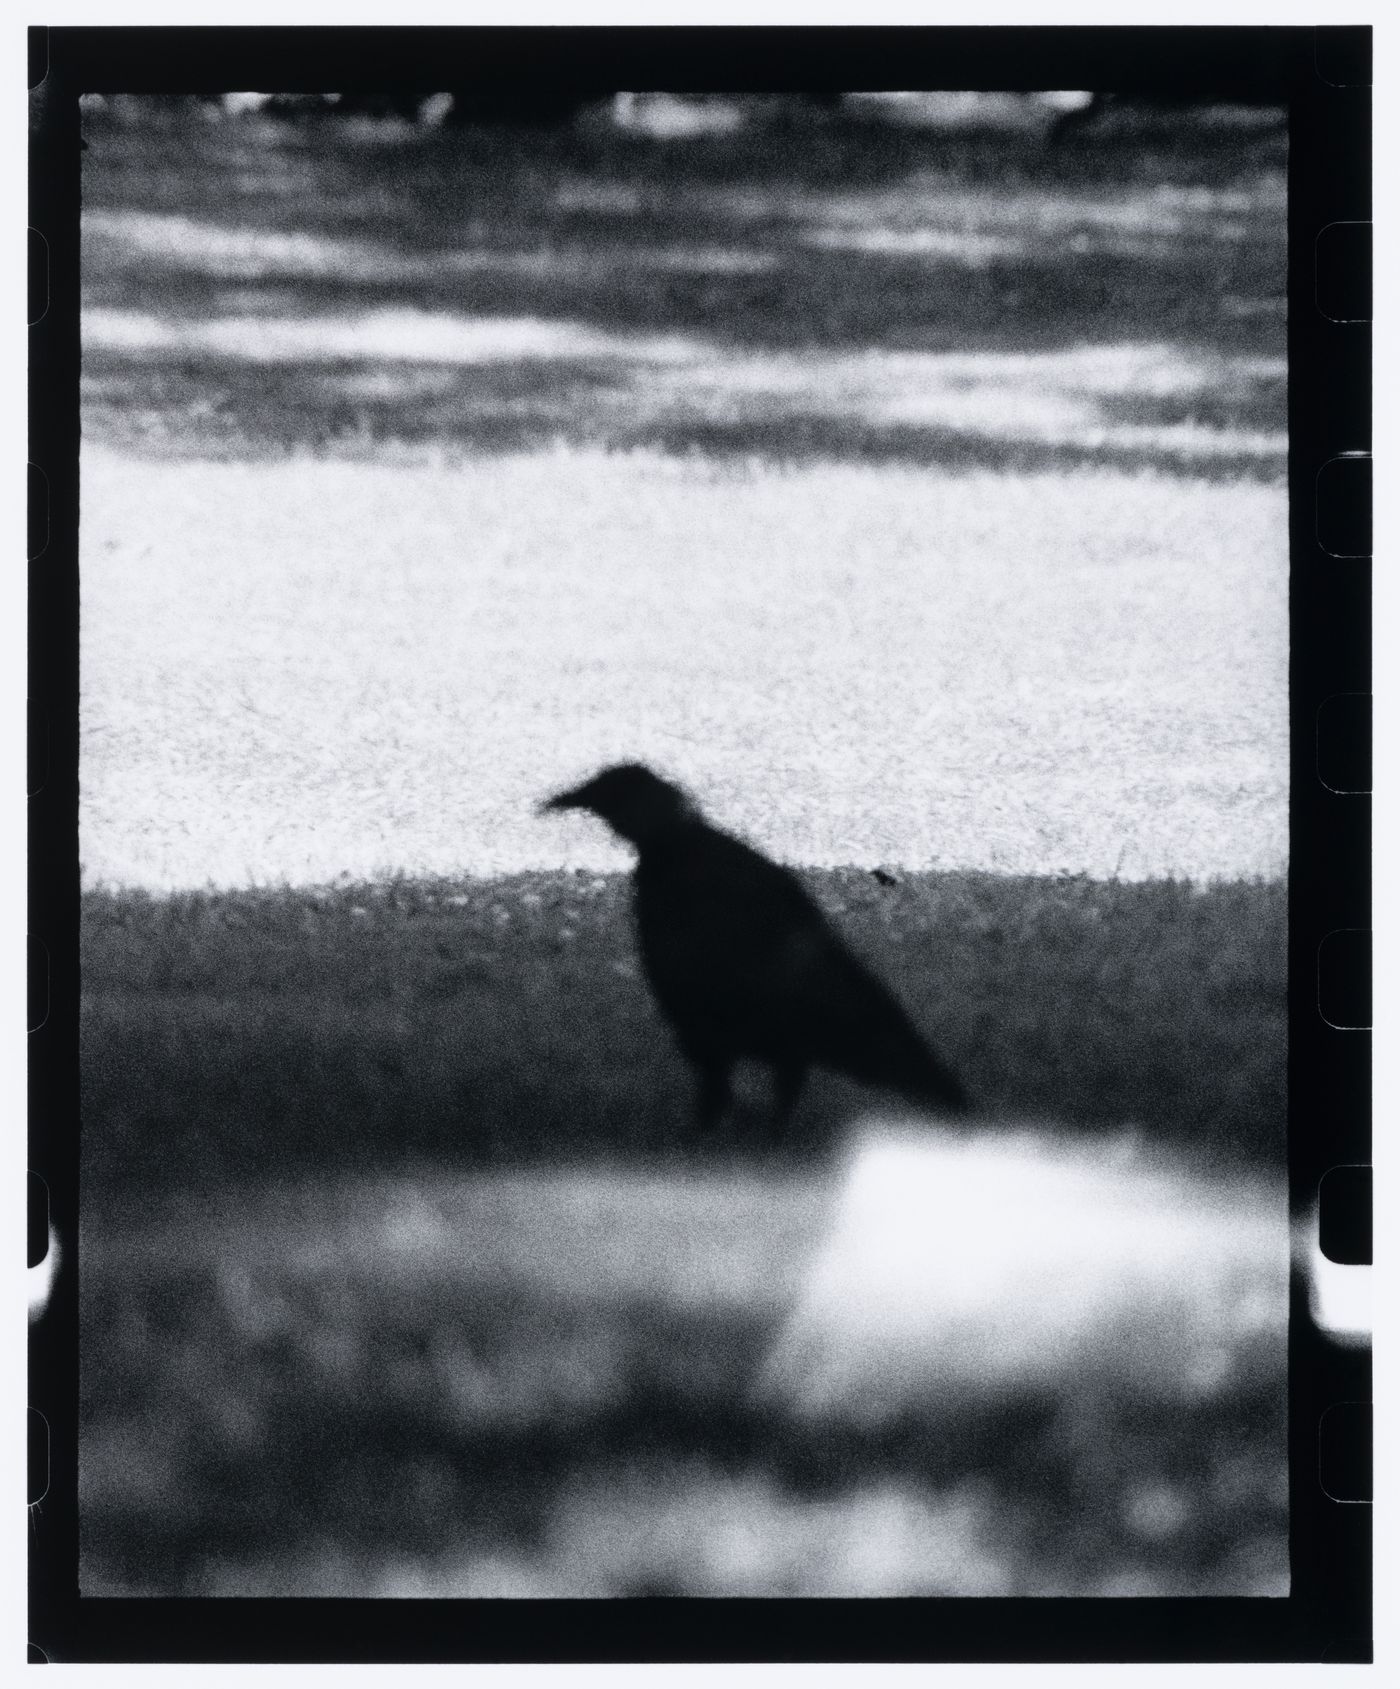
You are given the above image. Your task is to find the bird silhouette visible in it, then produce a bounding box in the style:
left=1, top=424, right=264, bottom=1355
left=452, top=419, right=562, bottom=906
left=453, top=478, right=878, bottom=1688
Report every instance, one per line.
left=541, top=763, right=971, bottom=1139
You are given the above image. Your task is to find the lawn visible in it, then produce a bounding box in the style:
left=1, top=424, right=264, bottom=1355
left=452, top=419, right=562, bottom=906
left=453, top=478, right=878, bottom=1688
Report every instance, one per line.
left=79, top=446, right=1288, bottom=892
left=80, top=868, right=1286, bottom=1190
left=77, top=866, right=1288, bottom=1596
left=79, top=100, right=1287, bottom=893
left=72, top=97, right=1292, bottom=1602
left=80, top=95, right=1286, bottom=470
left=79, top=1145, right=1287, bottom=1599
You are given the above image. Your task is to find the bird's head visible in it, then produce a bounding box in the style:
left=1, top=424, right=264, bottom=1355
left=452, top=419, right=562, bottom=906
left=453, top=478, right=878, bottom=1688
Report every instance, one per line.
left=539, top=763, right=697, bottom=848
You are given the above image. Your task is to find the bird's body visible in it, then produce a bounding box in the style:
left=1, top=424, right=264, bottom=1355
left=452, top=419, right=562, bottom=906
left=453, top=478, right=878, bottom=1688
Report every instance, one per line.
left=542, top=764, right=970, bottom=1137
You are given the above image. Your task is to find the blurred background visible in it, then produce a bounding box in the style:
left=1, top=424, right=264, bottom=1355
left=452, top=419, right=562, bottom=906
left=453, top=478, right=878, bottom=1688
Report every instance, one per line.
left=77, top=88, right=1291, bottom=1599
left=80, top=87, right=1287, bottom=888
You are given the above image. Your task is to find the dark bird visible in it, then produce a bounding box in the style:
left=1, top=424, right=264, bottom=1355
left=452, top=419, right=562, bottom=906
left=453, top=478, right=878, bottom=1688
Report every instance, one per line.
left=541, top=763, right=971, bottom=1138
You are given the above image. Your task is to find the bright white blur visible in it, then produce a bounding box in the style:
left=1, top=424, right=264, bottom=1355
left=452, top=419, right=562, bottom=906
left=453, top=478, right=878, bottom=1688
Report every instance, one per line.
left=761, top=1118, right=1288, bottom=1422
left=1301, top=1206, right=1372, bottom=1346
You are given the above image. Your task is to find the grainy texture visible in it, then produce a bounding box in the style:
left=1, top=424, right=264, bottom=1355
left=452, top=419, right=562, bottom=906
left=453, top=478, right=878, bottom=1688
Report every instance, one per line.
left=81, top=99, right=1287, bottom=470
left=78, top=100, right=1287, bottom=891
left=74, top=97, right=1292, bottom=1605
left=79, top=1144, right=1287, bottom=1598
left=80, top=868, right=1286, bottom=1191
left=80, top=451, right=1287, bottom=889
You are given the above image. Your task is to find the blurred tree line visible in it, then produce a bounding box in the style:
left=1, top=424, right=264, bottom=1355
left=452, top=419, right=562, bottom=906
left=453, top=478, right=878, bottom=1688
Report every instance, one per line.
left=79, top=88, right=1286, bottom=141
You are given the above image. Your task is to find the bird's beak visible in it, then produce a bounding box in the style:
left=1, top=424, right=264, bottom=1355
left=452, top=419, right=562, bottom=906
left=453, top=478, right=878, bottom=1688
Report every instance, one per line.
left=539, top=785, right=586, bottom=816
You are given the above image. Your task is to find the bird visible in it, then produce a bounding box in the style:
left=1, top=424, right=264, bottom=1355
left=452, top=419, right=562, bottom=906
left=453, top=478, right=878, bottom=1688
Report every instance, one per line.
left=540, top=763, right=971, bottom=1139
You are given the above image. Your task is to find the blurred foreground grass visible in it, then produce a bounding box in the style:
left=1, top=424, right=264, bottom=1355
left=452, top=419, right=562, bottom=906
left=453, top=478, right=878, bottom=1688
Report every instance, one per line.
left=81, top=867, right=1286, bottom=1191
left=80, top=1156, right=1286, bottom=1598
left=79, top=869, right=1287, bottom=1597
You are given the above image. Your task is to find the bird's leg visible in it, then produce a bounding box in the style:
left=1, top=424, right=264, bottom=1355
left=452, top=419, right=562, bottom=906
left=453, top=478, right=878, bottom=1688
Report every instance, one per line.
left=770, top=1062, right=807, bottom=1141
left=692, top=1057, right=735, bottom=1138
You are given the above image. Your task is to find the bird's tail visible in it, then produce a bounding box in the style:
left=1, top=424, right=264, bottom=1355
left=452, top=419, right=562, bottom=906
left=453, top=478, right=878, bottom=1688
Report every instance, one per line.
left=845, top=1009, right=973, bottom=1116
left=892, top=1039, right=973, bottom=1116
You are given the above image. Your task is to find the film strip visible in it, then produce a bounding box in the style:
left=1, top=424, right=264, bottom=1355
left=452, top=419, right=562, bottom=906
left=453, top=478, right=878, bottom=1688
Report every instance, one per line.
left=1291, top=22, right=1373, bottom=1660
left=28, top=22, right=1372, bottom=1666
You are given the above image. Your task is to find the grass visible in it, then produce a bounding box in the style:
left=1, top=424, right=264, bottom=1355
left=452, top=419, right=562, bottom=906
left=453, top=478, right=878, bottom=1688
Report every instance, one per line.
left=79, top=99, right=1286, bottom=472
left=78, top=102, right=1289, bottom=896
left=79, top=1151, right=1287, bottom=1598
left=80, top=867, right=1286, bottom=1193
left=79, top=448, right=1289, bottom=892
left=74, top=100, right=1292, bottom=1601
left=80, top=861, right=1288, bottom=1593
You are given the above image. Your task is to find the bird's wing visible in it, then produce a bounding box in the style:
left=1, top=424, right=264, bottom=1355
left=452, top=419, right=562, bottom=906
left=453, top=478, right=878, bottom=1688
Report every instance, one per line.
left=635, top=830, right=823, bottom=1025
left=640, top=830, right=966, bottom=1105
left=637, top=828, right=900, bottom=1051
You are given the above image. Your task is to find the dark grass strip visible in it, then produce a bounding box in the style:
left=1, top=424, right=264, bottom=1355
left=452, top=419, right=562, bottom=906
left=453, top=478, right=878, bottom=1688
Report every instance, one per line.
left=79, top=868, right=1286, bottom=1193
